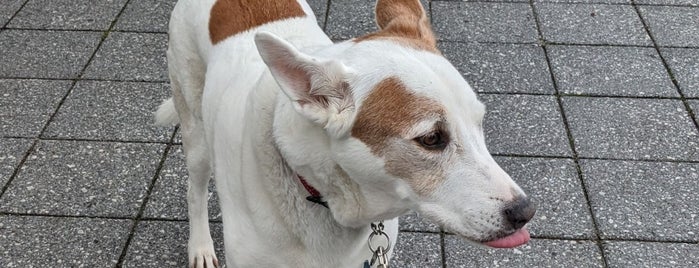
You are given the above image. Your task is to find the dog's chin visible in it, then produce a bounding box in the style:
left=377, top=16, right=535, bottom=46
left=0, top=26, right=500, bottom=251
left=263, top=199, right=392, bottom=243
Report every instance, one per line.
left=449, top=227, right=531, bottom=249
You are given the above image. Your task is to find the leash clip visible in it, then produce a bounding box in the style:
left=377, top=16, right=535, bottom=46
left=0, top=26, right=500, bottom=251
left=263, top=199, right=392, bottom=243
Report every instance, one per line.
left=367, top=221, right=390, bottom=268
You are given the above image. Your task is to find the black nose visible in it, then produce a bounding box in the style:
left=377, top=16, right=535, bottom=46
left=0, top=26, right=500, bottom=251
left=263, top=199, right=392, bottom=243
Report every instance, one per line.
left=503, top=197, right=536, bottom=230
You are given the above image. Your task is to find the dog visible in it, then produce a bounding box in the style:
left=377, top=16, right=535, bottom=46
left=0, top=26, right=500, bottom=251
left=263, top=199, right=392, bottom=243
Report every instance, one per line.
left=155, top=0, right=536, bottom=267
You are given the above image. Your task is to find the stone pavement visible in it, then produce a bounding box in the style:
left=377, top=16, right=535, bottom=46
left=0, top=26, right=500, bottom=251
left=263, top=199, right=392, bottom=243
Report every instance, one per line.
left=1, top=0, right=698, bottom=267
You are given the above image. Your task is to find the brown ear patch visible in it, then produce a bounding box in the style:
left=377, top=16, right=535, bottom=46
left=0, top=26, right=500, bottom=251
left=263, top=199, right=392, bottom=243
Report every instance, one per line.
left=209, top=0, right=306, bottom=44
left=355, top=0, right=438, bottom=53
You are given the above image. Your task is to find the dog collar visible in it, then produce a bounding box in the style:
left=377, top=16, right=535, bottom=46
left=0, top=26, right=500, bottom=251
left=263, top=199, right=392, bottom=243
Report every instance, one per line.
left=296, top=174, right=328, bottom=208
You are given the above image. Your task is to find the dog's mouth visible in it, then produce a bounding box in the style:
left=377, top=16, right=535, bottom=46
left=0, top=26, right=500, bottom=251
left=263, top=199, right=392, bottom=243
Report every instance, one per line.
left=480, top=227, right=530, bottom=248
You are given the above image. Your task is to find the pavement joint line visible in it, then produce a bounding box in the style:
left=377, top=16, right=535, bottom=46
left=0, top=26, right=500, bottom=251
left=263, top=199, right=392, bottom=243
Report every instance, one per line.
left=322, top=0, right=331, bottom=31
left=528, top=1, right=610, bottom=267
left=0, top=0, right=29, bottom=29
left=33, top=136, right=172, bottom=145
left=437, top=39, right=699, bottom=50
left=631, top=0, right=699, bottom=133
left=439, top=230, right=447, bottom=268
left=2, top=27, right=104, bottom=33
left=479, top=90, right=691, bottom=99
left=492, top=153, right=699, bottom=164
left=0, top=76, right=170, bottom=83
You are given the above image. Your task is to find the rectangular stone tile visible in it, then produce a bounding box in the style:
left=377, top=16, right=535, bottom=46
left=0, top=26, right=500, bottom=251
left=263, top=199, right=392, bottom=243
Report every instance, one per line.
left=44, top=81, right=173, bottom=142
left=603, top=241, right=699, bottom=268
left=439, top=42, right=555, bottom=94
left=548, top=45, right=677, bottom=97
left=639, top=6, right=699, bottom=47
left=143, top=146, right=221, bottom=221
left=534, top=0, right=629, bottom=3
left=562, top=97, right=699, bottom=161
left=391, top=232, right=442, bottom=267
left=536, top=3, right=652, bottom=45
left=0, top=140, right=165, bottom=217
left=122, top=221, right=226, bottom=267
left=636, top=0, right=698, bottom=7
left=495, top=157, right=595, bottom=239
left=481, top=94, right=572, bottom=157
left=399, top=211, right=440, bottom=232
left=0, top=138, right=31, bottom=187
left=83, top=32, right=168, bottom=81
left=581, top=159, right=699, bottom=242
left=0, top=215, right=132, bottom=267
left=661, top=48, right=699, bottom=98
left=114, top=0, right=176, bottom=32
left=0, top=30, right=102, bottom=79
left=432, top=2, right=538, bottom=43
left=445, top=237, right=604, bottom=267
left=0, top=0, right=25, bottom=26
left=0, top=79, right=72, bottom=137
left=7, top=0, right=127, bottom=30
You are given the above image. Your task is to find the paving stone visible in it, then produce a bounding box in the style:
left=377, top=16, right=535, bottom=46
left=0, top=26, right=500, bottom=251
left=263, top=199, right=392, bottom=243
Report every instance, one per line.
left=0, top=140, right=165, bottom=217
left=562, top=97, right=699, bottom=161
left=603, top=241, right=699, bottom=268
left=122, top=221, right=226, bottom=267
left=661, top=48, right=699, bottom=98
left=84, top=32, right=168, bottom=81
left=495, top=156, right=595, bottom=239
left=0, top=138, right=31, bottom=187
left=0, top=0, right=25, bottom=27
left=391, top=232, right=442, bottom=267
left=639, top=6, right=699, bottom=47
left=325, top=0, right=376, bottom=40
left=445, top=237, right=604, bottom=267
left=636, top=0, right=699, bottom=6
left=548, top=45, right=677, bottom=97
left=480, top=94, right=572, bottom=157
left=0, top=79, right=72, bottom=137
left=0, top=30, right=102, bottom=79
left=439, top=42, right=554, bottom=94
left=114, top=0, right=176, bottom=32
left=399, top=211, right=440, bottom=232
left=536, top=3, right=652, bottom=46
left=534, top=0, right=629, bottom=3
left=8, top=0, right=127, bottom=30
left=432, top=2, right=538, bottom=43
left=307, top=0, right=328, bottom=27
left=44, top=81, right=173, bottom=142
left=0, top=215, right=132, bottom=267
left=581, top=159, right=699, bottom=242
left=144, top=146, right=221, bottom=221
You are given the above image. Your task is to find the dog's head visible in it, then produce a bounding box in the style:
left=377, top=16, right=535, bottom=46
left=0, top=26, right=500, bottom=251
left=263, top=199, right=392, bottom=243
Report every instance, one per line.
left=256, top=0, right=534, bottom=247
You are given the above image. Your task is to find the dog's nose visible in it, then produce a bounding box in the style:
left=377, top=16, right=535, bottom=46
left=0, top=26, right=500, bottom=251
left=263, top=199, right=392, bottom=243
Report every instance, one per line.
left=503, top=197, right=536, bottom=230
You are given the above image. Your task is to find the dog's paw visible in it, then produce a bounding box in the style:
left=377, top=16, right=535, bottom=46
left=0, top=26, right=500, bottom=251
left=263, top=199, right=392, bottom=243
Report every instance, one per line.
left=188, top=242, right=219, bottom=268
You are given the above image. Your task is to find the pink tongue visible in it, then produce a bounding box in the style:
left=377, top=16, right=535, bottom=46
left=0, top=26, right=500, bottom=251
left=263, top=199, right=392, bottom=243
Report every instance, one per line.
left=483, top=227, right=530, bottom=248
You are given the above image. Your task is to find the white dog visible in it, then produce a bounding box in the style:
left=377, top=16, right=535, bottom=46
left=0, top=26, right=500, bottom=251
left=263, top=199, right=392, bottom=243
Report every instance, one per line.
left=156, top=0, right=536, bottom=267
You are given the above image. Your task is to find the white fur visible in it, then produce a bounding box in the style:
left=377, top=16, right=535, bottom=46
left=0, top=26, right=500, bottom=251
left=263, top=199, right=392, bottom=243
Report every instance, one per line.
left=158, top=0, right=532, bottom=267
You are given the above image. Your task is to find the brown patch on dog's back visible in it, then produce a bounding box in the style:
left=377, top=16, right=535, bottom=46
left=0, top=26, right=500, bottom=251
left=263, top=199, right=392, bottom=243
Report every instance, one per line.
left=209, top=0, right=306, bottom=44
left=351, top=77, right=446, bottom=195
left=355, top=0, right=438, bottom=53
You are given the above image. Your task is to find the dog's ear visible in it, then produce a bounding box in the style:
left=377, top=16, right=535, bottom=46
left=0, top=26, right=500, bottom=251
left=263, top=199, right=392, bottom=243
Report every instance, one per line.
left=255, top=32, right=354, bottom=136
left=369, top=0, right=437, bottom=51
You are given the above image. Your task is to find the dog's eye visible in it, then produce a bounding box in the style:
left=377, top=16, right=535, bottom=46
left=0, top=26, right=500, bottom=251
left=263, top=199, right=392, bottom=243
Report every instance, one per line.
left=415, top=130, right=448, bottom=150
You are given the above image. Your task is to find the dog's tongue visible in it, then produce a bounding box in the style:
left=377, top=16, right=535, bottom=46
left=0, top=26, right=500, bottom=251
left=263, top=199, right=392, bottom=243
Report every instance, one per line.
left=483, top=227, right=530, bottom=248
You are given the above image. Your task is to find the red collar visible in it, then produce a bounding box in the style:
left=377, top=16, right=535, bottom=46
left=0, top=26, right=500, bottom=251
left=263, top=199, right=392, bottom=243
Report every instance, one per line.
left=296, top=174, right=328, bottom=208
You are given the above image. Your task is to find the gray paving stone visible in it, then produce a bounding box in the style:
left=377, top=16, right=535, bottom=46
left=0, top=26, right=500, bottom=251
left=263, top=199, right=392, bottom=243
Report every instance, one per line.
left=536, top=3, right=652, bottom=46
left=481, top=94, right=572, bottom=157
left=0, top=30, right=102, bottom=79
left=114, top=0, right=176, bottom=32
left=325, top=0, right=376, bottom=40
left=0, top=0, right=25, bottom=27
left=0, top=140, right=165, bottom=217
left=639, top=6, right=699, bottom=47
left=0, top=79, right=72, bottom=137
left=495, top=156, right=595, bottom=239
left=432, top=2, right=538, bottom=43
left=308, top=0, right=328, bottom=27
left=122, top=221, right=226, bottom=267
left=0, top=215, right=132, bottom=268
left=0, top=138, right=31, bottom=187
left=439, top=42, right=554, bottom=94
left=83, top=32, right=168, bottom=81
left=445, top=237, right=604, bottom=267
left=636, top=0, right=699, bottom=6
left=144, top=146, right=221, bottom=220
left=8, top=0, right=127, bottom=30
left=399, top=211, right=440, bottom=232
left=534, top=0, right=629, bottom=3
left=548, top=45, right=677, bottom=97
left=662, top=48, right=699, bottom=98
left=603, top=241, right=699, bottom=268
left=44, top=81, right=173, bottom=142
left=562, top=97, right=699, bottom=161
left=391, top=232, right=442, bottom=267
left=581, top=160, right=699, bottom=242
